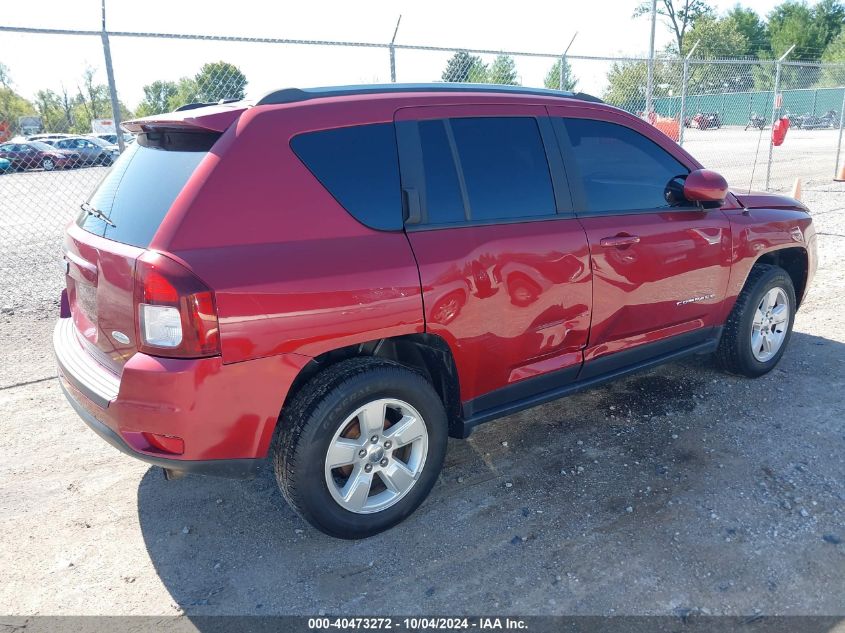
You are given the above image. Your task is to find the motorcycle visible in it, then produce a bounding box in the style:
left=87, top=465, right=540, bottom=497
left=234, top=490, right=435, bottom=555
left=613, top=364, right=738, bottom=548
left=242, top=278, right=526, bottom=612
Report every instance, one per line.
left=800, top=110, right=838, bottom=130
left=745, top=112, right=767, bottom=131
left=691, top=111, right=722, bottom=130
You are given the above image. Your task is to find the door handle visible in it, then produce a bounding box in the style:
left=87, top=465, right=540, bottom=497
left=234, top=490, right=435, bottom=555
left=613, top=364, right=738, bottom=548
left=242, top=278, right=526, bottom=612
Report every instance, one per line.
left=403, top=187, right=422, bottom=225
left=600, top=234, right=641, bottom=248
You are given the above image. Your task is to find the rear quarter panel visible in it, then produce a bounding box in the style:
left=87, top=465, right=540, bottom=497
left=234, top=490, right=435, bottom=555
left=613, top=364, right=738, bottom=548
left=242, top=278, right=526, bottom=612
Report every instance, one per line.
left=150, top=102, right=425, bottom=363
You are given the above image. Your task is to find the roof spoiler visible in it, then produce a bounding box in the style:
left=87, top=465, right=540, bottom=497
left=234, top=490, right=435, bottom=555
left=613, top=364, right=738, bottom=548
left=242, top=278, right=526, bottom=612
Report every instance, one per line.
left=123, top=101, right=249, bottom=134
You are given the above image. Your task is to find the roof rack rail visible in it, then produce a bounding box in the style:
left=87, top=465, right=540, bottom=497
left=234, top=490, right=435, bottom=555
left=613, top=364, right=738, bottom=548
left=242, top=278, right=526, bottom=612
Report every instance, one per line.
left=255, top=83, right=603, bottom=106
left=175, top=98, right=241, bottom=112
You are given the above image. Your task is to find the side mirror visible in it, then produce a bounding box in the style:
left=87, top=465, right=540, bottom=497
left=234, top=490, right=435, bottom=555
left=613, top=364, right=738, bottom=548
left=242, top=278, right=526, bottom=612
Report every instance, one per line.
left=683, top=169, right=728, bottom=206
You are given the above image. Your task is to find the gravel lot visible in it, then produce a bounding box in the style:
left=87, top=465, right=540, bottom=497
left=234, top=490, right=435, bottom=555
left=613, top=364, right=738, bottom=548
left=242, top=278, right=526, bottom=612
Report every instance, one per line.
left=684, top=125, right=844, bottom=192
left=0, top=177, right=843, bottom=614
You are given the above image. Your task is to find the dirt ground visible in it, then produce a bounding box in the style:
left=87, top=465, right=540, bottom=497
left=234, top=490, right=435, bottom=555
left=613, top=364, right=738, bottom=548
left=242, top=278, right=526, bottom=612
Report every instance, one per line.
left=0, top=182, right=843, bottom=617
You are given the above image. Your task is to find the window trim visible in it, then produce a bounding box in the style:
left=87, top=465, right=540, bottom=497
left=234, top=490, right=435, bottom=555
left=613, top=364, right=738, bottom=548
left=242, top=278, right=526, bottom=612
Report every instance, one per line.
left=442, top=120, right=473, bottom=221
left=396, top=113, right=574, bottom=230
left=551, top=116, right=700, bottom=218
left=404, top=213, right=570, bottom=233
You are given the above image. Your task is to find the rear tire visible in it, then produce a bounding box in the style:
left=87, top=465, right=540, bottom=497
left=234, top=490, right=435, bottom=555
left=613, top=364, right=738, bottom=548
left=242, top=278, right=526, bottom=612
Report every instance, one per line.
left=273, top=357, right=448, bottom=539
left=716, top=264, right=796, bottom=377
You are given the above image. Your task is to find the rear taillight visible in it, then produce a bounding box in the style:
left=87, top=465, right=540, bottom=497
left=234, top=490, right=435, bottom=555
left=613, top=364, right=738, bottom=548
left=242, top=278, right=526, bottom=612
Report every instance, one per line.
left=133, top=251, right=220, bottom=358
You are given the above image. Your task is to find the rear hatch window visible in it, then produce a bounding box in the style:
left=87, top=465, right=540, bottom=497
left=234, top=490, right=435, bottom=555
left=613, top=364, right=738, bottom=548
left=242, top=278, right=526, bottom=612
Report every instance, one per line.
left=77, top=131, right=216, bottom=247
left=66, top=130, right=218, bottom=375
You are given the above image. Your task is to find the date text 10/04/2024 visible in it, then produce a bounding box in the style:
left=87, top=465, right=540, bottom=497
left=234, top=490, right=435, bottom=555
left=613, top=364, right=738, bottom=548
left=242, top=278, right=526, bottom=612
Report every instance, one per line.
left=307, top=617, right=528, bottom=630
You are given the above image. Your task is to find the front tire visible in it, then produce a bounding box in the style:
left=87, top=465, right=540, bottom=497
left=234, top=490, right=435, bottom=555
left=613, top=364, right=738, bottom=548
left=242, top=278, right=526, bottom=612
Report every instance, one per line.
left=274, top=357, right=448, bottom=539
left=41, top=158, right=55, bottom=171
left=717, top=264, right=796, bottom=377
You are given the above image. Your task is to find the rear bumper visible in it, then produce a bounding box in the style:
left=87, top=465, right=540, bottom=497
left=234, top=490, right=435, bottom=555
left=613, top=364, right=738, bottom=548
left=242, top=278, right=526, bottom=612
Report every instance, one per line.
left=53, top=318, right=311, bottom=476
left=58, top=378, right=261, bottom=479
left=54, top=317, right=119, bottom=408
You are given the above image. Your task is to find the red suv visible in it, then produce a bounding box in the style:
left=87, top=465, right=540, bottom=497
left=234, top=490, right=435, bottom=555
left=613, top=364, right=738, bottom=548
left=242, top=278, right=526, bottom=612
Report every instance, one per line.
left=54, top=84, right=816, bottom=538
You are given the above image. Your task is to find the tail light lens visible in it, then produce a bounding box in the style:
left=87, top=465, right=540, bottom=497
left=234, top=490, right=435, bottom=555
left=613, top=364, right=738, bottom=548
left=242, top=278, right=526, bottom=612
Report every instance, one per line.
left=133, top=251, right=220, bottom=358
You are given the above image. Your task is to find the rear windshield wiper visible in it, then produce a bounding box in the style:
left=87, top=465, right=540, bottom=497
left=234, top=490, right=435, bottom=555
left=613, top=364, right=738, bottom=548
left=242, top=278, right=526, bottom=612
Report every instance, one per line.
left=80, top=202, right=116, bottom=228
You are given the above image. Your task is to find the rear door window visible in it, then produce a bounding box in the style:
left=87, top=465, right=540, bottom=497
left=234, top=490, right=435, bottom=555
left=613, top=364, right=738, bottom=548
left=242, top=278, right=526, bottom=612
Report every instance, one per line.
left=411, top=116, right=557, bottom=226
left=78, top=135, right=211, bottom=247
left=450, top=117, right=556, bottom=222
left=290, top=123, right=402, bottom=231
left=418, top=119, right=466, bottom=225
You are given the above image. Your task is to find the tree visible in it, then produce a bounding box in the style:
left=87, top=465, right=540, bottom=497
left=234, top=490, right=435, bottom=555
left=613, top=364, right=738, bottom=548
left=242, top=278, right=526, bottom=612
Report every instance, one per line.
left=634, top=0, right=714, bottom=54
left=0, top=63, right=37, bottom=137
left=543, top=58, right=578, bottom=91
left=441, top=51, right=488, bottom=83
left=59, top=87, right=77, bottom=129
left=723, top=5, right=769, bottom=56
left=683, top=15, right=750, bottom=58
left=823, top=30, right=845, bottom=61
left=682, top=17, right=755, bottom=92
left=193, top=61, right=247, bottom=102
left=70, top=67, right=132, bottom=134
left=34, top=89, right=72, bottom=133
left=766, top=0, right=842, bottom=61
left=763, top=0, right=844, bottom=89
left=814, top=0, right=845, bottom=52
left=168, top=77, right=199, bottom=110
left=488, top=55, right=519, bottom=85
left=75, top=66, right=110, bottom=126
left=136, top=80, right=179, bottom=116
left=821, top=31, right=845, bottom=84
left=604, top=60, right=675, bottom=111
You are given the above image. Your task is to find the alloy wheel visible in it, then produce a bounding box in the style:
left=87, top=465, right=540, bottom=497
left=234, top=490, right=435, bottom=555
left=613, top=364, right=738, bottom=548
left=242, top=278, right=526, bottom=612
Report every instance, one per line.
left=751, top=286, right=789, bottom=362
left=324, top=398, right=428, bottom=514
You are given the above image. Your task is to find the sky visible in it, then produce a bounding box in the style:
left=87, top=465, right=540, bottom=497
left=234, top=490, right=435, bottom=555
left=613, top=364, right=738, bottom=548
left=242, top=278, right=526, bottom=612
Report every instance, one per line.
left=2, top=0, right=788, bottom=110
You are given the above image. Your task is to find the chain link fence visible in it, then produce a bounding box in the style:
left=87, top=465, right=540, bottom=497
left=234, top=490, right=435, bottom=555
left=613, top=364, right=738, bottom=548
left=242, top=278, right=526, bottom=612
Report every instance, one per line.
left=2, top=26, right=845, bottom=319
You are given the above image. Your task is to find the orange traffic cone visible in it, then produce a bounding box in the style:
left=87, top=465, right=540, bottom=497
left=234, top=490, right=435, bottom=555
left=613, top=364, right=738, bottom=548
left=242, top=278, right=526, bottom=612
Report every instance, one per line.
left=791, top=177, right=802, bottom=200
left=836, top=163, right=845, bottom=182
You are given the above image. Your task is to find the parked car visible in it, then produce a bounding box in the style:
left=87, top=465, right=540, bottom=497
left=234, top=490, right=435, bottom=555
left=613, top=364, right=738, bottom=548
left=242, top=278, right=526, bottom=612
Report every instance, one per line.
left=55, top=84, right=816, bottom=539
left=0, top=141, right=77, bottom=171
left=93, top=132, right=134, bottom=145
left=47, top=136, right=119, bottom=166
left=26, top=133, right=74, bottom=142
left=0, top=157, right=10, bottom=173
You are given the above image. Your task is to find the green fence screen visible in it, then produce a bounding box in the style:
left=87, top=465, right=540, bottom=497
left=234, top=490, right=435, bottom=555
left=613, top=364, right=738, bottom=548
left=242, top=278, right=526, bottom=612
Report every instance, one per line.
left=650, top=88, right=844, bottom=125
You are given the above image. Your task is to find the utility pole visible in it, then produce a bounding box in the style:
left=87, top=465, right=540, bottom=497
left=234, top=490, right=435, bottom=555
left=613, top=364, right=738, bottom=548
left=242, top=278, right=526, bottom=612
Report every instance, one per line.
left=559, top=32, right=578, bottom=91
left=645, top=0, right=657, bottom=118
left=100, top=0, right=124, bottom=153
left=389, top=15, right=402, bottom=83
